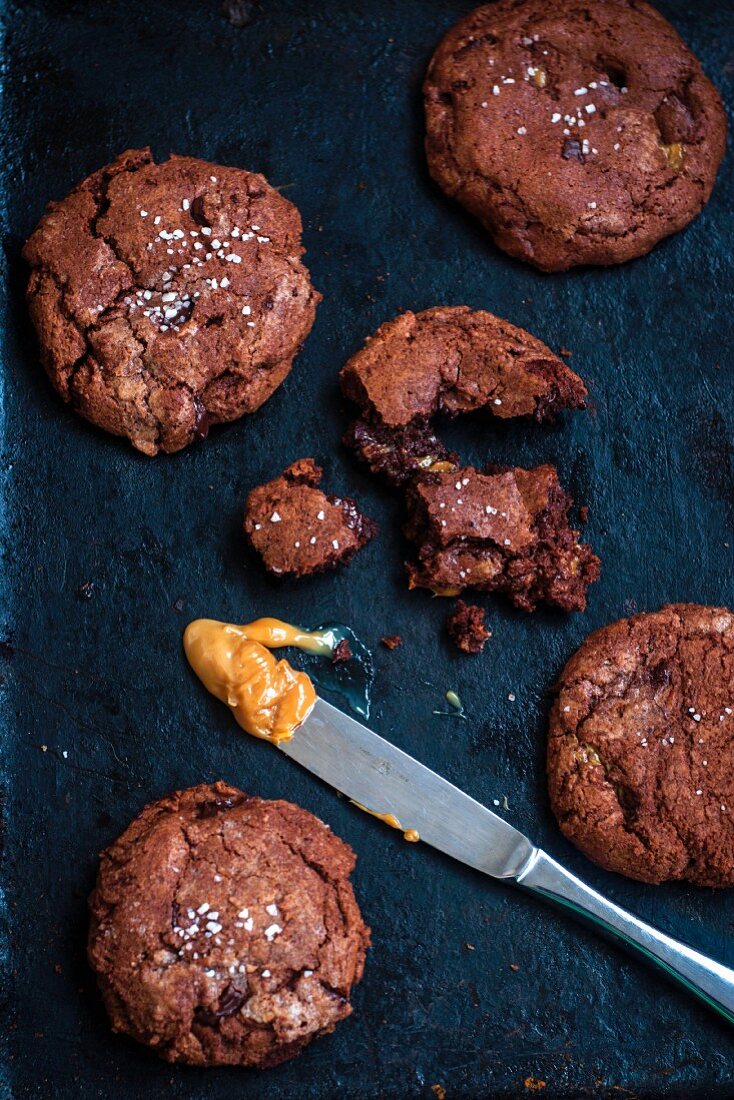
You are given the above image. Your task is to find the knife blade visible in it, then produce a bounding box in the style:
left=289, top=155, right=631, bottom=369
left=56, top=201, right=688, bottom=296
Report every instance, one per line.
left=277, top=696, right=734, bottom=1026
left=278, top=697, right=533, bottom=878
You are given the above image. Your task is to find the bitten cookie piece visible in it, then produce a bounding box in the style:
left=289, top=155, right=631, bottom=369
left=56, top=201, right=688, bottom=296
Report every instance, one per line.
left=424, top=0, right=726, bottom=271
left=23, top=148, right=320, bottom=454
left=446, top=600, right=491, bottom=654
left=244, top=459, right=376, bottom=577
left=404, top=464, right=599, bottom=612
left=548, top=605, right=734, bottom=886
left=341, top=307, right=586, bottom=431
left=88, top=782, right=371, bottom=1067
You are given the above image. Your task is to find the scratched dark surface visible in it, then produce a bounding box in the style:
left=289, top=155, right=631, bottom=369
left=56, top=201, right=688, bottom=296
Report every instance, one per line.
left=1, top=0, right=734, bottom=1096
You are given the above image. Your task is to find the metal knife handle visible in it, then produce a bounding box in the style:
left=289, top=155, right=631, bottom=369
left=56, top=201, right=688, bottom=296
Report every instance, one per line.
left=517, top=849, right=734, bottom=1025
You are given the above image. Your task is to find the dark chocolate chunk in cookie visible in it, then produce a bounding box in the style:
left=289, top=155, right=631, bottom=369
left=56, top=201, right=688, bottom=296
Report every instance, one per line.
left=404, top=463, right=599, bottom=612
left=87, top=782, right=370, bottom=1066
left=24, top=148, right=320, bottom=454
left=244, top=459, right=376, bottom=577
left=548, top=605, right=734, bottom=886
left=424, top=0, right=726, bottom=270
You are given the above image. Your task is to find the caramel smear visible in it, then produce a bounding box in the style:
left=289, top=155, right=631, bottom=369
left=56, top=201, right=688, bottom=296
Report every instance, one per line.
left=183, top=618, right=321, bottom=742
left=351, top=800, right=420, bottom=843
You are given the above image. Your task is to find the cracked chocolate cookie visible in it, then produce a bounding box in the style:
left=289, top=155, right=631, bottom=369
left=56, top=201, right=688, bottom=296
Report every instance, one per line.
left=23, top=148, right=320, bottom=454
left=244, top=458, right=376, bottom=576
left=88, top=782, right=370, bottom=1067
left=404, top=463, right=599, bottom=612
left=424, top=0, right=726, bottom=271
left=548, top=605, right=734, bottom=885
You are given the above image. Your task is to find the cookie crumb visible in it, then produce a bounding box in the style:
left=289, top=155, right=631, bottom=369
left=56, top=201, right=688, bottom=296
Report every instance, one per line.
left=380, top=634, right=402, bottom=650
left=332, top=639, right=353, bottom=664
left=446, top=601, right=491, bottom=654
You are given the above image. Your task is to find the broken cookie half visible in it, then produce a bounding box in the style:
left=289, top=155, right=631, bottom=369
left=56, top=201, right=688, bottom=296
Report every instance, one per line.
left=341, top=305, right=587, bottom=486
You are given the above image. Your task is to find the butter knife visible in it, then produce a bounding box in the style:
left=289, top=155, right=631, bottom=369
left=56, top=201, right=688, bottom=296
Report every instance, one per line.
left=277, top=697, right=734, bottom=1025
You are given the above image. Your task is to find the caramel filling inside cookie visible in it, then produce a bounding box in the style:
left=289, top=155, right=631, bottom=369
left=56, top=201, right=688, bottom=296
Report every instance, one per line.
left=184, top=618, right=323, bottom=741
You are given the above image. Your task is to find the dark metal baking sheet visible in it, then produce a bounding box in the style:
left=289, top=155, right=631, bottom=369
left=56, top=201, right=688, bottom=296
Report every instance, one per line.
left=2, top=0, right=734, bottom=1096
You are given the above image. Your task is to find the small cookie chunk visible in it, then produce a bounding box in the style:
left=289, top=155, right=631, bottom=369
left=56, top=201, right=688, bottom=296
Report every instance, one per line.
left=244, top=459, right=376, bottom=577
left=404, top=464, right=599, bottom=612
left=343, top=417, right=459, bottom=488
left=446, top=600, right=491, bottom=654
left=548, top=605, right=734, bottom=886
left=24, top=148, right=320, bottom=454
left=341, top=307, right=586, bottom=430
left=88, top=782, right=370, bottom=1066
left=424, top=0, right=726, bottom=270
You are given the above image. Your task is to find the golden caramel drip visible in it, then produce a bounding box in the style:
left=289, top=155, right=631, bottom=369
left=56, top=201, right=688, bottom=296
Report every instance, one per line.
left=183, top=619, right=318, bottom=743
left=664, top=142, right=685, bottom=170
left=351, top=801, right=420, bottom=843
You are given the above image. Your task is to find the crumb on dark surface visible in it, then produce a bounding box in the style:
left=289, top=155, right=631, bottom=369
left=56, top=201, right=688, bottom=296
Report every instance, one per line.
left=172, top=598, right=185, bottom=613
left=559, top=346, right=573, bottom=358
left=446, top=600, right=491, bottom=654
left=380, top=634, right=402, bottom=650
left=579, top=505, right=590, bottom=524
left=220, top=0, right=258, bottom=27
left=332, top=639, right=353, bottom=664
left=77, top=581, right=94, bottom=600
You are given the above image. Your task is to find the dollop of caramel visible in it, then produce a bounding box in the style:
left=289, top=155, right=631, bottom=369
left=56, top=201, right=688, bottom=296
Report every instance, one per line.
left=183, top=618, right=318, bottom=743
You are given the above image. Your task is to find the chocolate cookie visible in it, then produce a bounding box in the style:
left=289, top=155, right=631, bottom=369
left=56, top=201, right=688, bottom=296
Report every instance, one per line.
left=88, top=782, right=370, bottom=1066
left=24, top=148, right=320, bottom=454
left=548, top=605, right=734, bottom=885
left=341, top=306, right=586, bottom=431
left=404, top=463, right=599, bottom=612
left=244, top=459, right=376, bottom=577
left=424, top=0, right=726, bottom=271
